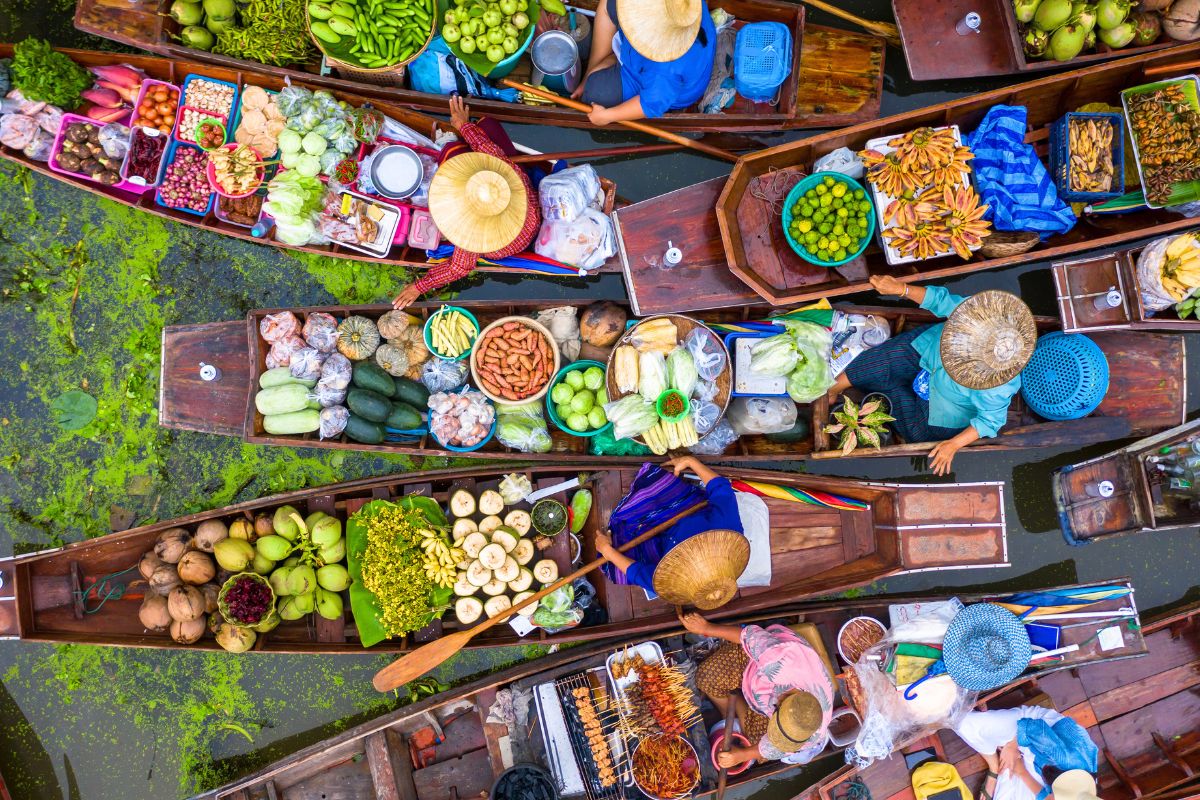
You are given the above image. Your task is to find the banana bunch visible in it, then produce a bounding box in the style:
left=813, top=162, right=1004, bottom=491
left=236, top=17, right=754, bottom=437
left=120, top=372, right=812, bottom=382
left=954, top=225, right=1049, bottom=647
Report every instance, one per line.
left=1067, top=117, right=1114, bottom=193
left=1161, top=233, right=1200, bottom=302
left=420, top=530, right=464, bottom=588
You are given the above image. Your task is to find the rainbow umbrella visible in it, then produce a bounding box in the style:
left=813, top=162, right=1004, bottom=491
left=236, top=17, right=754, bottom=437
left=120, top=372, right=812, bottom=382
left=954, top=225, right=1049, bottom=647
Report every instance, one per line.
left=730, top=479, right=868, bottom=511
left=992, top=585, right=1131, bottom=619
left=706, top=300, right=834, bottom=335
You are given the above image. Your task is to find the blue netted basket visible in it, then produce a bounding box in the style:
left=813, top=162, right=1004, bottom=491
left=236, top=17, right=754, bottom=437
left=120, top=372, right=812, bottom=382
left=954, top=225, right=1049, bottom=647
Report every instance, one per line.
left=1020, top=332, right=1110, bottom=421
left=734, top=22, right=793, bottom=103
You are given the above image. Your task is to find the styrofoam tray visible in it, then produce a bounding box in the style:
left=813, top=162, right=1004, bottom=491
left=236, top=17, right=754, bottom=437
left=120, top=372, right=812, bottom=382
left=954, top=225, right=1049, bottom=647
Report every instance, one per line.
left=329, top=189, right=402, bottom=257
left=605, top=640, right=664, bottom=705
left=731, top=335, right=788, bottom=397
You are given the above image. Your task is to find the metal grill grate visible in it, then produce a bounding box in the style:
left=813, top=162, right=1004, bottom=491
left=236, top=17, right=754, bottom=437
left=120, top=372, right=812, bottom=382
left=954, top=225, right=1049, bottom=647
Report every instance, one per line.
left=554, top=670, right=627, bottom=800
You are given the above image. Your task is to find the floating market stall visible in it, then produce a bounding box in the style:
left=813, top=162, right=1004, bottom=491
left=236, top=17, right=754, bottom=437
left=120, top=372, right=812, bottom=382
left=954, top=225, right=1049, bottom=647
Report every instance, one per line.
left=73, top=0, right=887, bottom=134
left=0, top=43, right=621, bottom=275
left=0, top=463, right=1011, bottom=653
left=186, top=579, right=1149, bottom=800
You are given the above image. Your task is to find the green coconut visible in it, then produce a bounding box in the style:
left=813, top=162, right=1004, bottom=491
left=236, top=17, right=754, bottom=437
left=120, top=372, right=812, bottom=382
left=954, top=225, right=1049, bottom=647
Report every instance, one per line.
left=1034, top=0, right=1073, bottom=29
left=1049, top=21, right=1089, bottom=59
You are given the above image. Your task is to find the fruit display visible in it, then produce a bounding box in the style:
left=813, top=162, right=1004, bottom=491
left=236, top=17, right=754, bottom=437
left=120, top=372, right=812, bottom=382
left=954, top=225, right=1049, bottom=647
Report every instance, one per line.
left=208, top=142, right=264, bottom=195
left=307, top=0, right=435, bottom=70
left=1014, top=0, right=1170, bottom=62
left=1158, top=232, right=1200, bottom=307
left=549, top=363, right=609, bottom=433
left=1125, top=81, right=1200, bottom=205
left=1067, top=115, right=1116, bottom=194
left=859, top=126, right=992, bottom=262
left=427, top=306, right=479, bottom=359
left=132, top=82, right=179, bottom=133
left=442, top=0, right=537, bottom=67
left=471, top=318, right=558, bottom=403
left=785, top=174, right=873, bottom=264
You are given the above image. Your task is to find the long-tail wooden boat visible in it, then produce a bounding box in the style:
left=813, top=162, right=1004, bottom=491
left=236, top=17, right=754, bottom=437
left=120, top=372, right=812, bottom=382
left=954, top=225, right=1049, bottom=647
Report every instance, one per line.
left=1054, top=418, right=1200, bottom=546
left=0, top=45, right=620, bottom=275
left=163, top=299, right=1184, bottom=462
left=74, top=0, right=885, bottom=135
left=888, top=0, right=1194, bottom=81
left=188, top=578, right=1147, bottom=800
left=797, top=597, right=1200, bottom=800
left=0, top=463, right=1010, bottom=653
left=613, top=44, right=1200, bottom=315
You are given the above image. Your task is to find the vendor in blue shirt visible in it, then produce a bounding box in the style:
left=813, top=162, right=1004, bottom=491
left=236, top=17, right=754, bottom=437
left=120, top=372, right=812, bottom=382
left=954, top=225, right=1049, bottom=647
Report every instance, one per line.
left=826, top=275, right=1037, bottom=476
left=571, top=0, right=716, bottom=125
left=596, top=456, right=743, bottom=596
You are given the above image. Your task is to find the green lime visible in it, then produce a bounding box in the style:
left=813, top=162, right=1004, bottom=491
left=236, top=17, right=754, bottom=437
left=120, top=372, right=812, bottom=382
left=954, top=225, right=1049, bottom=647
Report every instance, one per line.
left=819, top=223, right=831, bottom=234
left=815, top=184, right=827, bottom=195
left=859, top=201, right=872, bottom=213
left=832, top=182, right=847, bottom=197
left=836, top=207, right=848, bottom=218
left=834, top=248, right=848, bottom=260
left=805, top=242, right=818, bottom=254
left=798, top=219, right=813, bottom=233
left=838, top=235, right=851, bottom=247
left=813, top=211, right=825, bottom=223
left=823, top=176, right=835, bottom=186
left=832, top=224, right=844, bottom=236
left=820, top=194, right=832, bottom=207
left=853, top=189, right=864, bottom=200
left=805, top=231, right=819, bottom=243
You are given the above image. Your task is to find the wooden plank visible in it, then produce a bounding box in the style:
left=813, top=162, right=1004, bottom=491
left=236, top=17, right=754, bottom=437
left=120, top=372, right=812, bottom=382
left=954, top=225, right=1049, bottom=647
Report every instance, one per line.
left=410, top=747, right=493, bottom=799
left=841, top=509, right=876, bottom=563
left=793, top=26, right=885, bottom=124
left=384, top=729, right=418, bottom=800
left=898, top=526, right=1006, bottom=569
left=1077, top=625, right=1200, bottom=698
left=159, top=321, right=251, bottom=437
left=365, top=732, right=402, bottom=800
left=891, top=0, right=1018, bottom=80
left=1089, top=332, right=1187, bottom=435
left=1090, top=661, right=1200, bottom=724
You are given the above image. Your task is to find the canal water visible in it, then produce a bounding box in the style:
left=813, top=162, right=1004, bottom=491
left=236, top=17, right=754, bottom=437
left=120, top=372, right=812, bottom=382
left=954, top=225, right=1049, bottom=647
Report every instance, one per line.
left=0, top=1, right=1196, bottom=798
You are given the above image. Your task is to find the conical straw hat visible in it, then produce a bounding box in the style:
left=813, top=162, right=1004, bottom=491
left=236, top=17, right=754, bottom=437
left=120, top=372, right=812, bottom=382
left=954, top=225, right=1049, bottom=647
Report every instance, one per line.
left=940, top=290, right=1037, bottom=390
left=428, top=151, right=527, bottom=254
left=652, top=529, right=749, bottom=610
left=617, top=0, right=703, bottom=62
left=766, top=691, right=823, bottom=753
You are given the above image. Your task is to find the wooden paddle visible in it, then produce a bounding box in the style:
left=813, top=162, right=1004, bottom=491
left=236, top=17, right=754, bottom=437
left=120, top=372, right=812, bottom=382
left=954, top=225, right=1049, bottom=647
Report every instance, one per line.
left=498, top=79, right=740, bottom=164
left=372, top=501, right=708, bottom=692
left=797, top=0, right=901, bottom=48
left=715, top=695, right=739, bottom=800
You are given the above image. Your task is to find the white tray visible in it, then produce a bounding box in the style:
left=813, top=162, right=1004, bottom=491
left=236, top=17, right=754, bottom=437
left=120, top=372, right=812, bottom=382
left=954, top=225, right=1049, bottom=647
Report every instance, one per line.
left=605, top=640, right=664, bottom=707
left=329, top=189, right=401, bottom=258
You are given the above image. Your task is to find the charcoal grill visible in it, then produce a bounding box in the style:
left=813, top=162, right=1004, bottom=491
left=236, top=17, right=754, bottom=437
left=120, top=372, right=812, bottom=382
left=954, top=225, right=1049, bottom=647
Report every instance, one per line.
left=554, top=669, right=627, bottom=800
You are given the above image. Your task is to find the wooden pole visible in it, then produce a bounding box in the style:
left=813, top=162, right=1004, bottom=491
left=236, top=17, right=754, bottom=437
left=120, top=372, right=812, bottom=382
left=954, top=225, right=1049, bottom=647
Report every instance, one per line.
left=798, top=0, right=901, bottom=48
left=499, top=79, right=740, bottom=163
left=371, top=502, right=708, bottom=693
left=1146, top=60, right=1200, bottom=77
left=510, top=142, right=686, bottom=164
left=715, top=697, right=738, bottom=800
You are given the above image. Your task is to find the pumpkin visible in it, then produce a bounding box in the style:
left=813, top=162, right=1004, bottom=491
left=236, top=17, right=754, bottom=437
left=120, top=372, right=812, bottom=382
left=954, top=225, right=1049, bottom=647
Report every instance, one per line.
left=377, top=310, right=416, bottom=340
left=375, top=343, right=411, bottom=376
left=336, top=316, right=381, bottom=360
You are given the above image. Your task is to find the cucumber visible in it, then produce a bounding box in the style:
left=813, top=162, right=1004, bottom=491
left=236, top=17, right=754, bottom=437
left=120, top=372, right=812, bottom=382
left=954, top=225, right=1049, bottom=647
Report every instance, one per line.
left=344, top=414, right=385, bottom=444
left=263, top=409, right=320, bottom=435
left=385, top=401, right=422, bottom=430
left=259, top=367, right=316, bottom=390
left=310, top=20, right=341, bottom=43
left=308, top=2, right=335, bottom=18
left=352, top=361, right=396, bottom=397
left=255, top=383, right=312, bottom=415
left=346, top=388, right=392, bottom=422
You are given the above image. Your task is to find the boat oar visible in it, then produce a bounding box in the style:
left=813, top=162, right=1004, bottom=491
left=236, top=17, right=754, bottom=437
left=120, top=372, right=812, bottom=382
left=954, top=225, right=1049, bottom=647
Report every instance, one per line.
left=797, top=0, right=901, bottom=48
left=498, top=79, right=740, bottom=164
left=716, top=696, right=738, bottom=800
left=371, top=501, right=708, bottom=693
left=510, top=142, right=686, bottom=164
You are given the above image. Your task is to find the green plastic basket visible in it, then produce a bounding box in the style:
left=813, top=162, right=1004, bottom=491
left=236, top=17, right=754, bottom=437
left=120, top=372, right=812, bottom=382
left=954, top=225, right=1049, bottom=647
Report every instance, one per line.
left=423, top=306, right=478, bottom=362
left=781, top=171, right=875, bottom=267
left=655, top=389, right=690, bottom=423
left=545, top=359, right=611, bottom=438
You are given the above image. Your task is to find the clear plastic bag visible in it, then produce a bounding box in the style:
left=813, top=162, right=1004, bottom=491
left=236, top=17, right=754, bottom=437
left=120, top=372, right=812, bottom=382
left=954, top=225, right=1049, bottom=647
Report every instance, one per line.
left=422, top=358, right=469, bottom=393
left=319, top=353, right=352, bottom=390
left=666, top=347, right=698, bottom=397
left=1136, top=236, right=1175, bottom=312
left=638, top=351, right=667, bottom=402
left=534, top=209, right=616, bottom=271
left=314, top=379, right=347, bottom=408
left=319, top=405, right=349, bottom=439
left=99, top=123, right=130, bottom=159
left=429, top=390, right=495, bottom=448
left=275, top=85, right=313, bottom=118
left=604, top=394, right=659, bottom=440
left=694, top=380, right=719, bottom=403
left=22, top=127, right=52, bottom=162
left=0, top=114, right=36, bottom=149
left=496, top=403, right=553, bottom=453
left=537, top=164, right=601, bottom=222
left=34, top=106, right=63, bottom=133
left=727, top=397, right=798, bottom=435
left=289, top=347, right=327, bottom=381
left=531, top=307, right=581, bottom=363
left=685, top=327, right=727, bottom=381
left=692, top=400, right=722, bottom=435
left=814, top=146, right=865, bottom=180
left=689, top=419, right=738, bottom=455
left=260, top=310, right=300, bottom=343
left=303, top=312, right=340, bottom=352
left=265, top=334, right=306, bottom=369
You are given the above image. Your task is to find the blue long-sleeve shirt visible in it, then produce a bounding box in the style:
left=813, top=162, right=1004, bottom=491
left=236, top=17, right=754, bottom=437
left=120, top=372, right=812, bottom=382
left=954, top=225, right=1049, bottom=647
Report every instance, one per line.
left=911, top=286, right=1021, bottom=439
left=626, top=476, right=744, bottom=594
left=614, top=3, right=716, bottom=118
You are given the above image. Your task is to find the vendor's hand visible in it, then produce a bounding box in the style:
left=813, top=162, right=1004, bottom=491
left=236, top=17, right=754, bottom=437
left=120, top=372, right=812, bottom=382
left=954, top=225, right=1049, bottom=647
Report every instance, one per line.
left=869, top=275, right=908, bottom=297
left=678, top=610, right=711, bottom=636
left=391, top=283, right=422, bottom=310
left=448, top=94, right=471, bottom=131
left=570, top=71, right=590, bottom=100
left=588, top=103, right=615, bottom=126
left=716, top=750, right=746, bottom=770
left=594, top=531, right=615, bottom=555
left=928, top=438, right=960, bottom=476
left=999, top=738, right=1021, bottom=774
left=665, top=455, right=701, bottom=477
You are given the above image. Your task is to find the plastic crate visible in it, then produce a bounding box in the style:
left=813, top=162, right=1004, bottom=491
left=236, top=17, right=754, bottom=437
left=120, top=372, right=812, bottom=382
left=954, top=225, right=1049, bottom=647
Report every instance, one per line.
left=723, top=331, right=789, bottom=397
left=1049, top=112, right=1125, bottom=203
left=734, top=22, right=793, bottom=103
left=1020, top=332, right=1109, bottom=421
left=154, top=140, right=215, bottom=218
left=176, top=74, right=238, bottom=143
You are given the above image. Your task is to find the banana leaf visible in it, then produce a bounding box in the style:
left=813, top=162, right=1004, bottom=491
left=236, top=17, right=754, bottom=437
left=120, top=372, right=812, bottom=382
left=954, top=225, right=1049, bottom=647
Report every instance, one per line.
left=438, top=0, right=541, bottom=77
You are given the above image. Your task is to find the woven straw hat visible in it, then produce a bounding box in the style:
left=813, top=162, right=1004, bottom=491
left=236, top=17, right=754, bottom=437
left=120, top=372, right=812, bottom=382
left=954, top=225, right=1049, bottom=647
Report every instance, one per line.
left=616, top=0, right=703, bottom=62
left=766, top=691, right=823, bottom=754
left=651, top=529, right=749, bottom=610
left=942, top=603, right=1032, bottom=691
left=1052, top=770, right=1100, bottom=800
left=940, top=290, right=1037, bottom=390
left=428, top=151, right=527, bottom=253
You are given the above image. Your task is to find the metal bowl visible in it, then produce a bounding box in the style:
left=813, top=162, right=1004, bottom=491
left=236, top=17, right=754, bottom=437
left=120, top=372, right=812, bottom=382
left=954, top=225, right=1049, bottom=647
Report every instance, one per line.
left=369, top=144, right=424, bottom=199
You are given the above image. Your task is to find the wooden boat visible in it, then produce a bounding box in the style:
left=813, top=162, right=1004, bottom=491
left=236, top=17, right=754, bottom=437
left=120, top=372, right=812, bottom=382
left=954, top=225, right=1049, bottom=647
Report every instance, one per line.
left=796, top=597, right=1200, bottom=800
left=0, top=45, right=620, bottom=276
left=1053, top=234, right=1200, bottom=333
left=162, top=299, right=1184, bottom=462
left=0, top=463, right=1010, bottom=653
left=74, top=0, right=885, bottom=135
left=888, top=0, right=1194, bottom=81
left=188, top=578, right=1147, bottom=800
left=1053, top=418, right=1200, bottom=546
left=613, top=44, right=1200, bottom=315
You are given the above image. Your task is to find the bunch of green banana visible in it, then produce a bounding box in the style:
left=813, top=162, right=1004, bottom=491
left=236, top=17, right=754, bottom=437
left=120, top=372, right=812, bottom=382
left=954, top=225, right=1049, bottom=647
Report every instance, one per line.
left=420, top=529, right=464, bottom=588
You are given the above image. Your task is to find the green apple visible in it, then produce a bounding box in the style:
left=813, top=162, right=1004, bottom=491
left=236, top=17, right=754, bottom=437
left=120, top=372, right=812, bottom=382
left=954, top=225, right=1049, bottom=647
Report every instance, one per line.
left=512, top=9, right=529, bottom=27
left=444, top=8, right=458, bottom=23
left=459, top=34, right=477, bottom=52
left=483, top=7, right=502, bottom=27
left=487, top=26, right=505, bottom=44
left=501, top=35, right=518, bottom=53
left=499, top=0, right=517, bottom=13
left=502, top=22, right=518, bottom=37
left=486, top=43, right=505, bottom=62
left=475, top=34, right=489, bottom=52
left=443, top=22, right=462, bottom=41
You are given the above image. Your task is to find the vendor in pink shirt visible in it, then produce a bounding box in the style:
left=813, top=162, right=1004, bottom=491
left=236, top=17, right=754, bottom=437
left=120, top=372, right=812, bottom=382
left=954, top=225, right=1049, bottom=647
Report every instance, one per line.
left=681, top=611, right=835, bottom=768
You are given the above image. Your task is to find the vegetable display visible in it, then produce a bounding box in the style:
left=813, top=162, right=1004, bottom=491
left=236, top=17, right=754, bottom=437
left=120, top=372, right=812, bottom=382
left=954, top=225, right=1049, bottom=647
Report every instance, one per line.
left=133, top=83, right=179, bottom=133
left=10, top=38, right=92, bottom=110
left=308, top=0, right=435, bottom=70
left=550, top=365, right=608, bottom=433
left=472, top=319, right=557, bottom=402
left=159, top=146, right=212, bottom=212
left=428, top=307, right=478, bottom=358
left=208, top=143, right=264, bottom=195
left=172, top=0, right=315, bottom=67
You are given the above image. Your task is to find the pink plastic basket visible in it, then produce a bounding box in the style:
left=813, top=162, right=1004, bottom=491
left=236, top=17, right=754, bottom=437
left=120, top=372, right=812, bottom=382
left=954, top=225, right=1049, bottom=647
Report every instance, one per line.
left=206, top=143, right=265, bottom=198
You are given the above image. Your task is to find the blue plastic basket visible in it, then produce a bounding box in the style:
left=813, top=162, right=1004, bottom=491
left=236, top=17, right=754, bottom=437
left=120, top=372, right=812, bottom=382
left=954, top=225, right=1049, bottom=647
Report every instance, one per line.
left=781, top=172, right=875, bottom=267
left=1020, top=332, right=1110, bottom=421
left=734, top=22, right=793, bottom=103
left=1048, top=112, right=1125, bottom=203
left=154, top=140, right=215, bottom=218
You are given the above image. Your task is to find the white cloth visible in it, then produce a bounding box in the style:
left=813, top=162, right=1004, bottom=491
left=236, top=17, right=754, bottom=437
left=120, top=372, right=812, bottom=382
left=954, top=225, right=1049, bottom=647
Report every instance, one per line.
left=734, top=491, right=771, bottom=588
left=954, top=707, right=1065, bottom=800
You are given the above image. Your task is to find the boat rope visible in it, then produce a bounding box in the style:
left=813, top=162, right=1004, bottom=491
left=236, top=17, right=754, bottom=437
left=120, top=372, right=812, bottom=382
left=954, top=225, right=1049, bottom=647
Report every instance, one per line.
left=748, top=167, right=806, bottom=216
left=834, top=777, right=873, bottom=800
left=75, top=565, right=139, bottom=614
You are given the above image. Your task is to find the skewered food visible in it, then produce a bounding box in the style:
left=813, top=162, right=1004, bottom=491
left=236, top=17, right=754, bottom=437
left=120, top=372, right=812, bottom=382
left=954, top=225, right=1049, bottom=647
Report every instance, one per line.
left=571, top=685, right=617, bottom=787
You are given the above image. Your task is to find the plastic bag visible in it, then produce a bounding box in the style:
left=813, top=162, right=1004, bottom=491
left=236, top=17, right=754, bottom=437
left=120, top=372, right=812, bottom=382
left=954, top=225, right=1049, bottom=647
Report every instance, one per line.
left=303, top=312, right=340, bottom=352
left=22, top=127, right=52, bottom=161
left=531, top=584, right=583, bottom=632
left=533, top=209, right=616, bottom=272
left=1136, top=236, right=1175, bottom=312
left=537, top=164, right=601, bottom=222
left=727, top=396, right=798, bottom=435
left=319, top=353, right=353, bottom=390
left=589, top=427, right=652, bottom=456
left=34, top=105, right=63, bottom=133
left=422, top=358, right=469, bottom=393
left=260, top=310, right=300, bottom=343
left=319, top=405, right=349, bottom=439
left=814, top=146, right=865, bottom=180
left=694, top=380, right=718, bottom=403
left=265, top=334, right=306, bottom=369
left=685, top=327, right=727, bottom=381
left=315, top=380, right=347, bottom=408
left=496, top=402, right=553, bottom=453
left=604, top=394, right=659, bottom=440
left=429, top=389, right=495, bottom=448
left=689, top=419, right=738, bottom=455
left=692, top=400, right=721, bottom=435
left=275, top=85, right=313, bottom=118
left=406, top=153, right=439, bottom=207
left=666, top=347, right=698, bottom=397
left=289, top=347, right=326, bottom=381
left=99, top=123, right=131, bottom=159
left=638, top=351, right=667, bottom=402
left=532, top=307, right=581, bottom=363
left=780, top=320, right=834, bottom=402
left=0, top=114, right=36, bottom=149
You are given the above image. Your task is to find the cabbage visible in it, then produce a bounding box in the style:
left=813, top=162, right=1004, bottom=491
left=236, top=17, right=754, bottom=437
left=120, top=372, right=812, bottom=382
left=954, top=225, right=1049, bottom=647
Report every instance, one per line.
left=604, top=394, right=659, bottom=440
left=294, top=153, right=321, bottom=178
left=749, top=334, right=799, bottom=377
left=302, top=131, right=328, bottom=156
left=638, top=351, right=667, bottom=402
left=666, top=347, right=698, bottom=397
left=780, top=320, right=834, bottom=402
left=263, top=171, right=327, bottom=245
left=496, top=412, right=553, bottom=453
left=277, top=128, right=302, bottom=154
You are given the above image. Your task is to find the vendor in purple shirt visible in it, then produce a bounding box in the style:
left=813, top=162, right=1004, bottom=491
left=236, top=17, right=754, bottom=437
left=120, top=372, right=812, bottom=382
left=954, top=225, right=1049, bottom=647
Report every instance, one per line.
left=570, top=0, right=717, bottom=125
left=595, top=456, right=743, bottom=595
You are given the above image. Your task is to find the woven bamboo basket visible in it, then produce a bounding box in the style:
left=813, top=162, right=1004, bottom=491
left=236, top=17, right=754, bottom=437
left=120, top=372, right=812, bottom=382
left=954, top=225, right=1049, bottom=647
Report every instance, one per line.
left=978, top=230, right=1039, bottom=259
left=305, top=12, right=437, bottom=86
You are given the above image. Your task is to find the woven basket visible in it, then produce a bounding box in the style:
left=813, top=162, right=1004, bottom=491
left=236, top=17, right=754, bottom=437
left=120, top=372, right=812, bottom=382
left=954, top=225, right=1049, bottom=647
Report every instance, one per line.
left=305, top=12, right=436, bottom=84
left=979, top=230, right=1039, bottom=259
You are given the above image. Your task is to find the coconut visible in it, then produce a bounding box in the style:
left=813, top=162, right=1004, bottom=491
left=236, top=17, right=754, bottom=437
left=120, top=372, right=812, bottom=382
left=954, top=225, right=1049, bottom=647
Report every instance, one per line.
left=178, top=550, right=217, bottom=585
left=148, top=564, right=182, bottom=596
left=1024, top=27, right=1050, bottom=56
left=579, top=301, right=627, bottom=347
left=1034, top=0, right=1073, bottom=29
left=194, top=519, right=228, bottom=552
left=277, top=596, right=304, bottom=620
left=213, top=538, right=255, bottom=571
left=286, top=564, right=316, bottom=596
left=1072, top=2, right=1098, bottom=32
left=252, top=514, right=274, bottom=540
left=1099, top=20, right=1136, bottom=45
left=315, top=587, right=344, bottom=621
left=309, top=515, right=342, bottom=549
left=1131, top=10, right=1162, bottom=43
left=201, top=582, right=220, bottom=614
left=1095, top=0, right=1131, bottom=29
left=154, top=527, right=193, bottom=564
left=1050, top=22, right=1089, bottom=59
left=170, top=616, right=206, bottom=644
left=1164, top=0, right=1200, bottom=41
left=316, top=563, right=350, bottom=592
left=253, top=610, right=281, bottom=633
left=168, top=585, right=207, bottom=622
left=256, top=534, right=294, bottom=562
left=215, top=623, right=257, bottom=653
left=1014, top=0, right=1043, bottom=23
left=138, top=593, right=172, bottom=631
left=139, top=551, right=166, bottom=581
left=272, top=505, right=302, bottom=541
left=228, top=517, right=255, bottom=543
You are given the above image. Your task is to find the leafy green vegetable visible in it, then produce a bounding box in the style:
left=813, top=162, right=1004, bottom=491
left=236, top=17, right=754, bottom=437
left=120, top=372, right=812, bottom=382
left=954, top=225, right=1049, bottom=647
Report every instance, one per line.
left=10, top=39, right=92, bottom=109
left=50, top=390, right=98, bottom=431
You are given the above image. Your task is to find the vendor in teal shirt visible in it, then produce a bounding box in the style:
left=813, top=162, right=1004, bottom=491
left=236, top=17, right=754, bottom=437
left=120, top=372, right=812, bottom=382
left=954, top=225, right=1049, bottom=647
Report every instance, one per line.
left=571, top=0, right=716, bottom=125
left=827, top=275, right=1037, bottom=475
